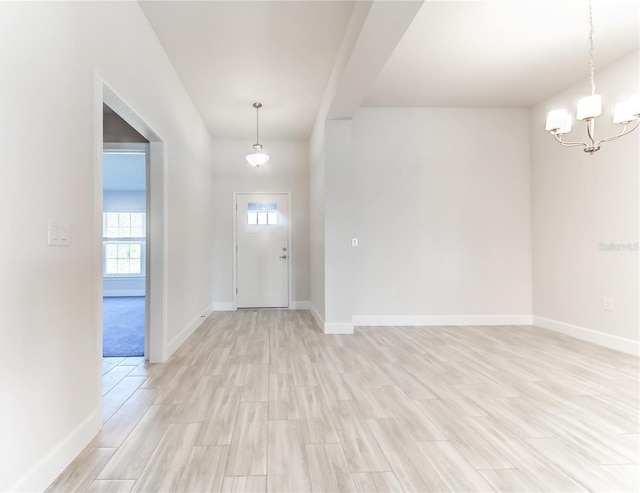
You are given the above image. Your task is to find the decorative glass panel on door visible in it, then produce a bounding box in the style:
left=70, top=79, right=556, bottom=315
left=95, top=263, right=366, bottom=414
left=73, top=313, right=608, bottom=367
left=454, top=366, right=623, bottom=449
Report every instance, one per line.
left=247, top=202, right=278, bottom=225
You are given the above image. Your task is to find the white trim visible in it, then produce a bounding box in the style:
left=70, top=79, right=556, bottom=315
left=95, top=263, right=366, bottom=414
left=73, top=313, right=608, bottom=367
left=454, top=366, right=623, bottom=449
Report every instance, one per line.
left=167, top=303, right=214, bottom=356
left=214, top=301, right=310, bottom=312
left=233, top=191, right=293, bottom=309
left=290, top=301, right=311, bottom=310
left=213, top=302, right=236, bottom=312
left=101, top=80, right=162, bottom=142
left=103, top=290, right=145, bottom=297
left=8, top=410, right=100, bottom=492
left=93, top=70, right=106, bottom=431
left=533, top=316, right=640, bottom=357
left=103, top=142, right=148, bottom=153
left=352, top=314, right=534, bottom=327
left=148, top=140, right=169, bottom=363
left=324, top=322, right=354, bottom=334
left=99, top=76, right=168, bottom=364
left=309, top=303, right=325, bottom=331
left=287, top=193, right=293, bottom=308
left=232, top=194, right=237, bottom=309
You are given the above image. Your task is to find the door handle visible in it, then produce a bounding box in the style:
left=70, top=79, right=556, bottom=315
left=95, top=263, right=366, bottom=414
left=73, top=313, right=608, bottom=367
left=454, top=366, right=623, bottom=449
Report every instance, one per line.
left=279, top=255, right=287, bottom=259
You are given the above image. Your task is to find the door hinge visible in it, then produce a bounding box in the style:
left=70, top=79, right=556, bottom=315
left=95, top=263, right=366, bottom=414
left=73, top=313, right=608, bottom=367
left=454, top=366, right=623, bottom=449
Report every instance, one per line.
left=236, top=287, right=238, bottom=294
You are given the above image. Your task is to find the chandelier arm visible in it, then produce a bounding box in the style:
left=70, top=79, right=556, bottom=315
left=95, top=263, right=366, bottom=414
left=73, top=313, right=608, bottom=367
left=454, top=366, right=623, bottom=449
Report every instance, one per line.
left=595, top=120, right=640, bottom=146
left=585, top=119, right=598, bottom=148
left=554, top=133, right=588, bottom=148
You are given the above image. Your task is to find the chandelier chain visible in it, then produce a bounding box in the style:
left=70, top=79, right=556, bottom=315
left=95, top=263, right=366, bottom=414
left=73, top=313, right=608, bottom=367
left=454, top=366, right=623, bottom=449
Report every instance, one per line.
left=588, top=0, right=595, bottom=95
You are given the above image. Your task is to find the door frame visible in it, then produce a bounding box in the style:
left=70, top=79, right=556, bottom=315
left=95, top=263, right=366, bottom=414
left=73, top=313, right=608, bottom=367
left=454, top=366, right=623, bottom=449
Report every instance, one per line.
left=232, top=191, right=293, bottom=310
left=96, top=73, right=168, bottom=369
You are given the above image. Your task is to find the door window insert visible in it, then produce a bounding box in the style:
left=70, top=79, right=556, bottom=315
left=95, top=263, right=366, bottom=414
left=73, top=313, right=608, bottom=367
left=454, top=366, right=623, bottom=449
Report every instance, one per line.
left=247, top=202, right=277, bottom=225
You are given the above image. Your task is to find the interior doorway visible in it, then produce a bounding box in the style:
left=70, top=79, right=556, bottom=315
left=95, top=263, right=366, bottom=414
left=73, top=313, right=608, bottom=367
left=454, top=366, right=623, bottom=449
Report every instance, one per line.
left=99, top=83, right=168, bottom=367
left=234, top=192, right=291, bottom=308
left=98, top=83, right=167, bottom=422
left=102, top=143, right=148, bottom=358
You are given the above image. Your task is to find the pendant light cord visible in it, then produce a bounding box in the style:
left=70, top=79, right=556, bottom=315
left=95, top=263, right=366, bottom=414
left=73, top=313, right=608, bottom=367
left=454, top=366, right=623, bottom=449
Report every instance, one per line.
left=255, top=103, right=260, bottom=146
left=588, top=0, right=596, bottom=96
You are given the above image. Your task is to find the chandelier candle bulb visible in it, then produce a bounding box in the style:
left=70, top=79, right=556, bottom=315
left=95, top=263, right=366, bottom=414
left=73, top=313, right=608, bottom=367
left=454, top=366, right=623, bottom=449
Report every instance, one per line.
left=576, top=94, right=602, bottom=120
left=613, top=101, right=635, bottom=124
left=546, top=109, right=569, bottom=132
left=558, top=114, right=572, bottom=134
left=628, top=94, right=640, bottom=117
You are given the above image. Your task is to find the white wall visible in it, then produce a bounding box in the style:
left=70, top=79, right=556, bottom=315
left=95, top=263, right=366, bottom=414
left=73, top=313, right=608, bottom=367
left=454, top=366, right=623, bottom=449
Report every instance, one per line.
left=350, top=108, right=533, bottom=324
left=306, top=1, right=375, bottom=329
left=531, top=52, right=639, bottom=354
left=323, top=120, right=356, bottom=332
left=103, top=276, right=145, bottom=297
left=211, top=139, right=310, bottom=308
left=0, top=2, right=215, bottom=490
left=309, top=123, right=326, bottom=323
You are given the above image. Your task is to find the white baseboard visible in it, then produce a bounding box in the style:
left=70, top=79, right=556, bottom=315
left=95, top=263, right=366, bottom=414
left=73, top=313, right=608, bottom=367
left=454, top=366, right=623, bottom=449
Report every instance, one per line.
left=213, top=301, right=310, bottom=311
left=352, top=314, right=533, bottom=327
left=324, top=322, right=354, bottom=334
left=8, top=410, right=101, bottom=492
left=212, top=302, right=236, bottom=312
left=290, top=301, right=311, bottom=310
left=167, top=303, right=214, bottom=356
left=308, top=303, right=324, bottom=331
left=533, top=316, right=639, bottom=357
left=103, top=290, right=145, bottom=297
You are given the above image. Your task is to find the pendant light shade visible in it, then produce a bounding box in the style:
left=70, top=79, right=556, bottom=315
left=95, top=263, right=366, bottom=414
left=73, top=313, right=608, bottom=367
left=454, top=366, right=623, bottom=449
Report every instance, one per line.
left=246, top=102, right=270, bottom=167
left=246, top=146, right=270, bottom=167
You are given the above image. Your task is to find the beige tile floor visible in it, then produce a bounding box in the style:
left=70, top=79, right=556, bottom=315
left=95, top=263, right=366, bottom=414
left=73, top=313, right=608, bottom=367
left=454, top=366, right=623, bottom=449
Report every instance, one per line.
left=48, top=310, right=639, bottom=492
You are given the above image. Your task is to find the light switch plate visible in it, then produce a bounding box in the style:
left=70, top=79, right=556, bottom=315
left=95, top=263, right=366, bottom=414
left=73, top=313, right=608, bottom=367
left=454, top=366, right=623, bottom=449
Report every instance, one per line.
left=48, top=220, right=70, bottom=246
left=351, top=237, right=359, bottom=247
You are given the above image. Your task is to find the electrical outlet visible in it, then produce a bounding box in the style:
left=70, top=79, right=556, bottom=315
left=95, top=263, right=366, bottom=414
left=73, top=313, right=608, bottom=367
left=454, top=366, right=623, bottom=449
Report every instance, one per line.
left=391, top=286, right=398, bottom=297
left=602, top=297, right=614, bottom=311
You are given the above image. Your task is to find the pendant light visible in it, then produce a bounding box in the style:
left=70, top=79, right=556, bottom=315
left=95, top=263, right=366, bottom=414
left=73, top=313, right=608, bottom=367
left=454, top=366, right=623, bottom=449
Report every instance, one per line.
left=245, top=102, right=270, bottom=167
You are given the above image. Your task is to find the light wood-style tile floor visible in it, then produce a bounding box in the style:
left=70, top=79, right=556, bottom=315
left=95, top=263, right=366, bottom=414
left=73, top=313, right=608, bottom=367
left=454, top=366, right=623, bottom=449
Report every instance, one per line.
left=48, top=310, right=640, bottom=492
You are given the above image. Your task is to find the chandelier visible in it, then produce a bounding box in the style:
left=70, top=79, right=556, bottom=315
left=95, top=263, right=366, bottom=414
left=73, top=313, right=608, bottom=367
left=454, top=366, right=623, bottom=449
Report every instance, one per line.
left=545, top=0, right=639, bottom=154
left=245, top=102, right=270, bottom=167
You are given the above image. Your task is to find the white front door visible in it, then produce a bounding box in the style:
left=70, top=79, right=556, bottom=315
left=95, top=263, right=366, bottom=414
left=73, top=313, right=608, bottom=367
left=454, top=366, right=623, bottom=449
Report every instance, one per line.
left=236, top=193, right=289, bottom=308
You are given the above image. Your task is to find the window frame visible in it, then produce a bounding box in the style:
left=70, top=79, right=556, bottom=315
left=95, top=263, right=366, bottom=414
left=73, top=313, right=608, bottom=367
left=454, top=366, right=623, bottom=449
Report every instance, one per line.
left=103, top=240, right=146, bottom=278
left=247, top=202, right=278, bottom=226
left=102, top=212, right=147, bottom=278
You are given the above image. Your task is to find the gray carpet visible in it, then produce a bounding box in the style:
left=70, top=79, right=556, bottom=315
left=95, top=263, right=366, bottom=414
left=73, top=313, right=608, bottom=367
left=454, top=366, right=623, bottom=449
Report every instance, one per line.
left=103, top=296, right=144, bottom=357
